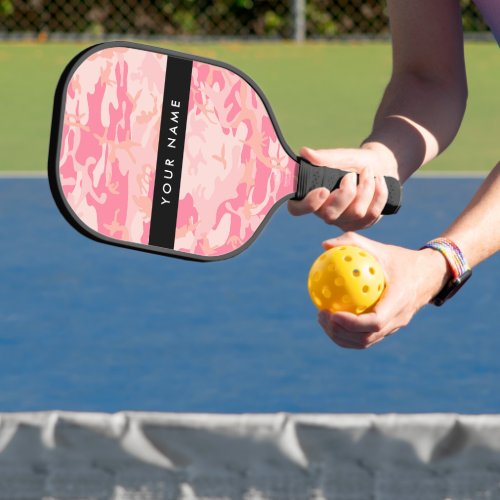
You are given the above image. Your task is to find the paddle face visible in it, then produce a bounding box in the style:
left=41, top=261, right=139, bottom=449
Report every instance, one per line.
left=49, top=41, right=299, bottom=261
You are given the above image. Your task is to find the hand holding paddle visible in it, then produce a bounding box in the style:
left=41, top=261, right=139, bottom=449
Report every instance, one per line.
left=289, top=146, right=400, bottom=231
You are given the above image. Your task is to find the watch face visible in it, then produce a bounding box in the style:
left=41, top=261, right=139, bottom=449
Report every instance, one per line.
left=432, top=269, right=472, bottom=306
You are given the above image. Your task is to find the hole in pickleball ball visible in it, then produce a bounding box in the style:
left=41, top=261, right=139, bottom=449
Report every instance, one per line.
left=344, top=256, right=352, bottom=262
left=378, top=284, right=382, bottom=291
left=369, top=267, right=375, bottom=275
left=359, top=251, right=367, bottom=257
left=322, top=286, right=332, bottom=299
left=352, top=269, right=360, bottom=277
left=362, top=285, right=369, bottom=293
left=327, top=264, right=335, bottom=272
left=313, top=294, right=322, bottom=308
left=334, top=277, right=344, bottom=287
left=356, top=306, right=366, bottom=314
left=313, top=271, right=321, bottom=282
left=342, top=295, right=351, bottom=304
left=333, top=303, right=342, bottom=311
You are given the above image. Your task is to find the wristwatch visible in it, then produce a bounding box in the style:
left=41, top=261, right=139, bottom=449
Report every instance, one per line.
left=421, top=238, right=472, bottom=306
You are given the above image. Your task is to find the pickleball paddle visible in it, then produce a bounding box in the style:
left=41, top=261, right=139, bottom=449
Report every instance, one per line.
left=48, top=41, right=401, bottom=261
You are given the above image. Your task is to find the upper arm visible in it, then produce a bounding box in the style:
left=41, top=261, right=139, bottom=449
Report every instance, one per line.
left=387, top=0, right=467, bottom=87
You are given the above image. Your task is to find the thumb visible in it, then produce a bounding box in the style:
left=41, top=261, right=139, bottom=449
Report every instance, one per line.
left=301, top=146, right=348, bottom=167
left=299, top=147, right=365, bottom=170
left=322, top=231, right=369, bottom=250
left=299, top=146, right=326, bottom=166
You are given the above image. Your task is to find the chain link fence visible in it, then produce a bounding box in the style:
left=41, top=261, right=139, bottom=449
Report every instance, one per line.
left=0, top=0, right=491, bottom=40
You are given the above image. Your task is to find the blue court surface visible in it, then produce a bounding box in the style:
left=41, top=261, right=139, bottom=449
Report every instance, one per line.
left=0, top=176, right=498, bottom=413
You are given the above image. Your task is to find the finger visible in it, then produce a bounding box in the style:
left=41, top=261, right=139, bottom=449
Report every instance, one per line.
left=360, top=328, right=398, bottom=348
left=363, top=174, right=389, bottom=223
left=367, top=288, right=411, bottom=335
left=320, top=322, right=365, bottom=349
left=322, top=170, right=390, bottom=231
left=364, top=335, right=386, bottom=348
left=319, top=310, right=391, bottom=349
left=315, top=172, right=357, bottom=224
left=328, top=327, right=380, bottom=349
left=329, top=311, right=385, bottom=335
left=385, top=328, right=400, bottom=337
left=330, top=324, right=371, bottom=348
left=288, top=188, right=330, bottom=216
left=299, top=147, right=367, bottom=171
left=343, top=213, right=383, bottom=232
left=343, top=165, right=376, bottom=221
left=319, top=311, right=372, bottom=349
left=332, top=292, right=402, bottom=339
left=330, top=168, right=385, bottom=232
left=322, top=231, right=370, bottom=251
left=330, top=316, right=391, bottom=349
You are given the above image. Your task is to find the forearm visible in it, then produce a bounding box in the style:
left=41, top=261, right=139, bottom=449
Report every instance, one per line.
left=361, top=0, right=467, bottom=183
left=362, top=73, right=467, bottom=182
left=418, top=162, right=500, bottom=303
left=441, top=162, right=500, bottom=267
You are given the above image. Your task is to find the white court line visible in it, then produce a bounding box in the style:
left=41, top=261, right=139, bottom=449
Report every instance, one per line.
left=0, top=171, right=47, bottom=178
left=0, top=170, right=489, bottom=179
left=414, top=170, right=487, bottom=178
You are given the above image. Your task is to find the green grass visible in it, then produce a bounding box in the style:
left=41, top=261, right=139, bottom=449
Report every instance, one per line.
left=0, top=40, right=497, bottom=172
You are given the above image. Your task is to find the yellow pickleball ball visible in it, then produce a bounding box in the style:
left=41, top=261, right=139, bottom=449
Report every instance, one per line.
left=308, top=245, right=385, bottom=314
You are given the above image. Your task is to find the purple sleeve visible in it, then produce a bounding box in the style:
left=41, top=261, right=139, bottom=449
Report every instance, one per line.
left=473, top=0, right=500, bottom=45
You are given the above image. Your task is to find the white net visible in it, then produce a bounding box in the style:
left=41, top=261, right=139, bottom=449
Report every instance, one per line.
left=0, top=412, right=500, bottom=499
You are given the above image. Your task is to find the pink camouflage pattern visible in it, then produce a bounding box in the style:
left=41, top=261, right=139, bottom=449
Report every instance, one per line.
left=59, top=47, right=165, bottom=246
left=58, top=46, right=298, bottom=258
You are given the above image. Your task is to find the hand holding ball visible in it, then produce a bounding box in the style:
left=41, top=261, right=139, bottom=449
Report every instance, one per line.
left=308, top=245, right=385, bottom=314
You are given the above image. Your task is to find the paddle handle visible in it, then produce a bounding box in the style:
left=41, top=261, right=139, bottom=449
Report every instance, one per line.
left=293, top=157, right=402, bottom=215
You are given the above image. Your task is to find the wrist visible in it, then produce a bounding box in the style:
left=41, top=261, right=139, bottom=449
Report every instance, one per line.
left=418, top=248, right=453, bottom=303
left=361, top=141, right=399, bottom=178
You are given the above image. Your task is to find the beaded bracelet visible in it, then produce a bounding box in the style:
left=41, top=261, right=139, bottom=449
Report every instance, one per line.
left=420, top=238, right=472, bottom=306
left=421, top=238, right=470, bottom=278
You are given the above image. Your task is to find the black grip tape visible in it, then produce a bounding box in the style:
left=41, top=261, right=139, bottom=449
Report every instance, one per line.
left=293, top=158, right=402, bottom=215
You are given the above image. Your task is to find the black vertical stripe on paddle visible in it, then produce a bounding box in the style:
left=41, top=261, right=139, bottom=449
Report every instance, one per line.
left=149, top=57, right=193, bottom=249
